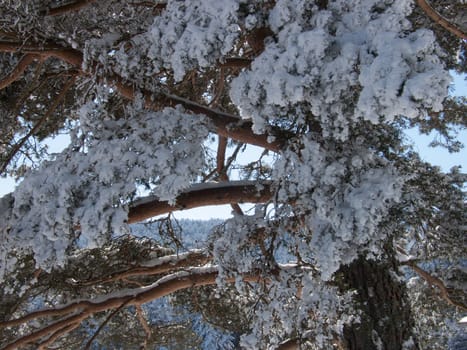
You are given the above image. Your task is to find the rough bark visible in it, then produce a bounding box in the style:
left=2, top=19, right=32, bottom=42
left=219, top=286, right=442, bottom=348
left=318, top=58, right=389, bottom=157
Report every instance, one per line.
left=340, top=257, right=418, bottom=350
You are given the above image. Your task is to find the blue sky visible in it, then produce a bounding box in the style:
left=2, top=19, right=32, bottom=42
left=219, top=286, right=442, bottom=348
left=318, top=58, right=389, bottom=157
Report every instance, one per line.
left=0, top=74, right=465, bottom=220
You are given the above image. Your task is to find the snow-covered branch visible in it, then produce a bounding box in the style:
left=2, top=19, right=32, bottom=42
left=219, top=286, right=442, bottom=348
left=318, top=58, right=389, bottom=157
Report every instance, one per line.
left=0, top=40, right=286, bottom=152
left=0, top=266, right=265, bottom=350
left=128, top=181, right=273, bottom=223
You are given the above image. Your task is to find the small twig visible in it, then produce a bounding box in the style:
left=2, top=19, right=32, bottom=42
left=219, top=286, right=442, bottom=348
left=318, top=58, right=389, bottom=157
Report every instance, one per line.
left=0, top=75, right=76, bottom=174
left=216, top=136, right=244, bottom=215
left=37, top=322, right=80, bottom=350
left=208, top=68, right=225, bottom=107
left=219, top=57, right=252, bottom=68
left=416, top=0, right=467, bottom=40
left=83, top=299, right=131, bottom=350
left=136, top=305, right=152, bottom=349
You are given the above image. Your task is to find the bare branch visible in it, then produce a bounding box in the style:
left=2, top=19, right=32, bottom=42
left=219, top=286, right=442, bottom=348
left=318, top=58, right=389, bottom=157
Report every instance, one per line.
left=37, top=322, right=81, bottom=350
left=83, top=300, right=130, bottom=350
left=128, top=181, right=272, bottom=223
left=216, top=136, right=244, bottom=215
left=0, top=41, right=83, bottom=67
left=135, top=305, right=152, bottom=349
left=216, top=136, right=228, bottom=175
left=405, top=261, right=467, bottom=311
left=0, top=54, right=38, bottom=90
left=2, top=312, right=89, bottom=350
left=416, top=0, right=467, bottom=40
left=220, top=57, right=252, bottom=68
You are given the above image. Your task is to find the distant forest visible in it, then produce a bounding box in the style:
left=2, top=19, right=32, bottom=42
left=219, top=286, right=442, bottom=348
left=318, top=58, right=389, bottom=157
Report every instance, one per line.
left=131, top=218, right=224, bottom=250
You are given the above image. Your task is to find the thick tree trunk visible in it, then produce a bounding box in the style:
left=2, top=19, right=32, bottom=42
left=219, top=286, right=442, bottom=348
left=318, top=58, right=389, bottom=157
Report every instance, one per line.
left=340, top=257, right=418, bottom=350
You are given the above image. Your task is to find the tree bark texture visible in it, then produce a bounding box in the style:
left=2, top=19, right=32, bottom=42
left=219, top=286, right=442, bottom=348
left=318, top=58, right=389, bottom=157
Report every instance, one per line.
left=340, top=257, right=419, bottom=350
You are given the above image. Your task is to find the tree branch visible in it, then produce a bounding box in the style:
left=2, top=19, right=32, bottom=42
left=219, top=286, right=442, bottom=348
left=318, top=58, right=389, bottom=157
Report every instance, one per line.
left=83, top=299, right=130, bottom=350
left=0, top=40, right=288, bottom=152
left=1, top=267, right=264, bottom=350
left=220, top=57, right=252, bottom=68
left=0, top=75, right=76, bottom=175
left=114, top=79, right=286, bottom=152
left=0, top=41, right=83, bottom=67
left=416, top=0, right=467, bottom=40
left=128, top=181, right=272, bottom=223
left=135, top=305, right=152, bottom=349
left=216, top=136, right=244, bottom=215
left=37, top=322, right=81, bottom=350
left=276, top=338, right=299, bottom=350
left=405, top=261, right=467, bottom=311
left=75, top=250, right=210, bottom=286
left=0, top=54, right=38, bottom=90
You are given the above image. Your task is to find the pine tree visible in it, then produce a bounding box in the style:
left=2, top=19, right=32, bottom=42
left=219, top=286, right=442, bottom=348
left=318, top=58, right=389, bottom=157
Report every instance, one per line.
left=0, top=1, right=465, bottom=349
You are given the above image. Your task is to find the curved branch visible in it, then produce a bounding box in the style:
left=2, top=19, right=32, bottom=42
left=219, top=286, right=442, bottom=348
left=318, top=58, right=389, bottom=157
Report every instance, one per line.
left=404, top=261, right=467, bottom=311
left=128, top=181, right=273, bottom=223
left=114, top=80, right=286, bottom=152
left=37, top=322, right=81, bottom=350
left=0, top=54, right=38, bottom=90
left=416, top=0, right=467, bottom=40
left=0, top=41, right=83, bottom=67
left=1, top=267, right=263, bottom=350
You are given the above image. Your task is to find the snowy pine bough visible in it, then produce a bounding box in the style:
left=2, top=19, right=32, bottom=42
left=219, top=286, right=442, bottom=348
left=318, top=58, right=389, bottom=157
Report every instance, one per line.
left=0, top=0, right=466, bottom=349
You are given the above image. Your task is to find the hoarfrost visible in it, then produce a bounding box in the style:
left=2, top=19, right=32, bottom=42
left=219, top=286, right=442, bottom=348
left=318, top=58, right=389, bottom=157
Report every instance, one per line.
left=0, top=104, right=208, bottom=276
left=85, top=0, right=241, bottom=83
left=230, top=0, right=450, bottom=138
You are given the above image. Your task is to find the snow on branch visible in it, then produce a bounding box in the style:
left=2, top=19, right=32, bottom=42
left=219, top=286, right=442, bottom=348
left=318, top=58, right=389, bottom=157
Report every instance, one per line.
left=0, top=265, right=265, bottom=350
left=128, top=181, right=273, bottom=223
left=0, top=40, right=285, bottom=151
